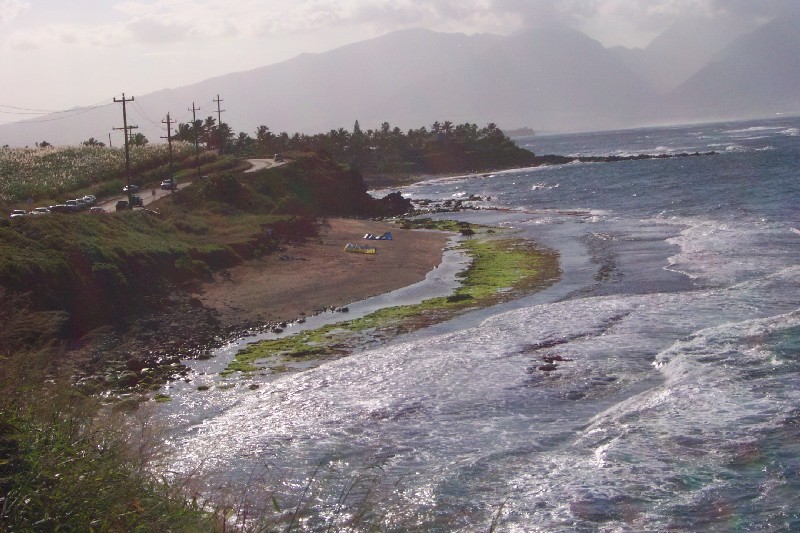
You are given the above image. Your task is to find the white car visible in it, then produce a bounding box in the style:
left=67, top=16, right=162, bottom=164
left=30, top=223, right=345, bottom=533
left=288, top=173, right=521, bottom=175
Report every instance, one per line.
left=9, top=209, right=27, bottom=218
left=82, top=195, right=96, bottom=205
left=30, top=207, right=51, bottom=215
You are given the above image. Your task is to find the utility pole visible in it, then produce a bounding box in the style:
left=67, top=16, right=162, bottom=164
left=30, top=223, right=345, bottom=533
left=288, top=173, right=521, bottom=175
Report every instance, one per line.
left=189, top=102, right=201, bottom=178
left=161, top=112, right=175, bottom=193
left=114, top=93, right=137, bottom=207
left=213, top=94, right=225, bottom=153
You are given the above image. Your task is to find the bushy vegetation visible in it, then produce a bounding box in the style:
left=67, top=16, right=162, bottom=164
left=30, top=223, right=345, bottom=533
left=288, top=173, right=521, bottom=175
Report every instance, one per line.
left=0, top=292, right=216, bottom=531
left=0, top=211, right=239, bottom=335
left=228, top=120, right=537, bottom=177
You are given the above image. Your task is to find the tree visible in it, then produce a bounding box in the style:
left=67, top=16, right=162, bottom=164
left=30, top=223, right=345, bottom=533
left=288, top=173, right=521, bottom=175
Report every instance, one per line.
left=217, top=123, right=233, bottom=152
left=255, top=125, right=271, bottom=143
left=82, top=137, right=105, bottom=147
left=36, top=141, right=52, bottom=148
left=174, top=123, right=193, bottom=142
left=235, top=132, right=254, bottom=152
left=190, top=119, right=204, bottom=147
left=129, top=133, right=148, bottom=146
left=442, top=121, right=454, bottom=136
left=202, top=116, right=216, bottom=148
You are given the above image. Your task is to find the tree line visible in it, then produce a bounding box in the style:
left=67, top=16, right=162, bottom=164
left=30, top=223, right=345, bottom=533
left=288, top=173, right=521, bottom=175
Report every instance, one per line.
left=67, top=118, right=532, bottom=175
left=174, top=117, right=528, bottom=174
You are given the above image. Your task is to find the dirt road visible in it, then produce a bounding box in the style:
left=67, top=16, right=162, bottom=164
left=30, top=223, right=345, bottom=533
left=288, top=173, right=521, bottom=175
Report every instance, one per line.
left=244, top=158, right=285, bottom=173
left=95, top=182, right=190, bottom=212
left=96, top=157, right=284, bottom=212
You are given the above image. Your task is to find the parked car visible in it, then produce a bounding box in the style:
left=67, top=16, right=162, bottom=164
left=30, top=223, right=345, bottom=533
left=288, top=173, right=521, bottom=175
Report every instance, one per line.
left=89, top=206, right=105, bottom=214
left=82, top=194, right=96, bottom=205
left=160, top=178, right=178, bottom=190
left=274, top=153, right=284, bottom=162
left=115, top=200, right=129, bottom=211
left=130, top=195, right=144, bottom=207
left=50, top=204, right=70, bottom=214
left=65, top=199, right=80, bottom=212
left=9, top=209, right=27, bottom=218
left=30, top=207, right=51, bottom=215
left=122, top=184, right=139, bottom=193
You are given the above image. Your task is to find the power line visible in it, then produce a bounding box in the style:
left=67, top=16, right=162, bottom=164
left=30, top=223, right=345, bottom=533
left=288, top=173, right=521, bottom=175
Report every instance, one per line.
left=114, top=93, right=137, bottom=205
left=189, top=101, right=201, bottom=177
left=213, top=94, right=226, bottom=152
left=162, top=112, right=175, bottom=188
left=0, top=102, right=114, bottom=123
left=213, top=94, right=225, bottom=125
left=131, top=99, right=167, bottom=130
left=0, top=98, right=113, bottom=115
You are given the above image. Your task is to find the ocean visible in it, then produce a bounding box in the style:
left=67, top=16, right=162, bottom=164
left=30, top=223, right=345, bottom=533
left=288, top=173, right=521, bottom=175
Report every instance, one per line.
left=159, top=117, right=800, bottom=531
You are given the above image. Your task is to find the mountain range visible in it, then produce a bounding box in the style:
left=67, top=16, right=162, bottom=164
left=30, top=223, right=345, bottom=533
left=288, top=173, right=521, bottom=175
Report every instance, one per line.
left=2, top=10, right=799, bottom=147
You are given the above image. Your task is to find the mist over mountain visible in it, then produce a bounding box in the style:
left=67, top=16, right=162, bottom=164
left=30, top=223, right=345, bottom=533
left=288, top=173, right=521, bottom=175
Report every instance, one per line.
left=667, top=10, right=800, bottom=123
left=610, top=14, right=761, bottom=93
left=1, top=12, right=798, bottom=148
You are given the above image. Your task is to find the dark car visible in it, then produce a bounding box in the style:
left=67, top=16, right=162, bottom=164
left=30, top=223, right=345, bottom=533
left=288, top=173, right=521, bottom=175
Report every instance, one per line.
left=122, top=184, right=139, bottom=194
left=160, top=178, right=177, bottom=190
left=130, top=195, right=144, bottom=207
left=115, top=200, right=129, bottom=211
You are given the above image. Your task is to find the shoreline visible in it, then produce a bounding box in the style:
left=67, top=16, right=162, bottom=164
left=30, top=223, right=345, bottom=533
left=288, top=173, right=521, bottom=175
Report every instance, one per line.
left=194, top=218, right=453, bottom=329
left=67, top=217, right=453, bottom=395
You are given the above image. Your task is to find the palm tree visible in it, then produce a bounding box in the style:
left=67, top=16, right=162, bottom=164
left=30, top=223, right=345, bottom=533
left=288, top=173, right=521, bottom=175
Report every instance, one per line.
left=202, top=117, right=216, bottom=148
left=216, top=123, right=235, bottom=152
left=235, top=132, right=253, bottom=151
left=174, top=123, right=192, bottom=142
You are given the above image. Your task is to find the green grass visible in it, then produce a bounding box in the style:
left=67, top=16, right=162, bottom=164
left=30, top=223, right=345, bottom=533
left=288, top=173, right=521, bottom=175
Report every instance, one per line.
left=0, top=402, right=214, bottom=532
left=0, top=294, right=216, bottom=532
left=224, top=222, right=560, bottom=375
left=0, top=143, right=200, bottom=205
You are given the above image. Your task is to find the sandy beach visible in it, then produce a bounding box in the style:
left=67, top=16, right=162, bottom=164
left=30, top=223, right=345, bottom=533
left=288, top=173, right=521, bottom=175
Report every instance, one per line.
left=197, top=218, right=452, bottom=327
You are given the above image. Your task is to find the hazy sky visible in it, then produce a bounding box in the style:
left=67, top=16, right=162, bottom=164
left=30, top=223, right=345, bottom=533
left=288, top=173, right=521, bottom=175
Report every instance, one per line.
left=0, top=0, right=791, bottom=125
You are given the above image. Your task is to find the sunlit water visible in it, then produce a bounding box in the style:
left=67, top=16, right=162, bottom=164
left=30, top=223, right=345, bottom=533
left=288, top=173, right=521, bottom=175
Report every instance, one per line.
left=157, top=117, right=800, bottom=530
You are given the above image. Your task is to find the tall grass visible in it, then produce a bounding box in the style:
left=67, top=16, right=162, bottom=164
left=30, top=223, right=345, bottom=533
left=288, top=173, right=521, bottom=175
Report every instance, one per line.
left=0, top=143, right=198, bottom=204
left=0, top=291, right=217, bottom=531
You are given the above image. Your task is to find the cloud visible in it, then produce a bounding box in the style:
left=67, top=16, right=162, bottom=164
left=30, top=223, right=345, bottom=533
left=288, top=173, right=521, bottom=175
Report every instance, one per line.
left=0, top=0, right=30, bottom=25
left=126, top=17, right=198, bottom=44
left=3, top=0, right=793, bottom=54
left=709, top=0, right=799, bottom=18
left=6, top=23, right=131, bottom=51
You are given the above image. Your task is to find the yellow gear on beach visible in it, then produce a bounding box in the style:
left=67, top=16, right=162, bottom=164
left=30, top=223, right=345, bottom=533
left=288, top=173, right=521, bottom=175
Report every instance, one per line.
left=344, top=242, right=377, bottom=254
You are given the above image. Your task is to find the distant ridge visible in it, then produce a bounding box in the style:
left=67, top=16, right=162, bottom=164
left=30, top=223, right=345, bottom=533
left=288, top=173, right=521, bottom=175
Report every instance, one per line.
left=667, top=10, right=800, bottom=122
left=1, top=13, right=799, bottom=147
